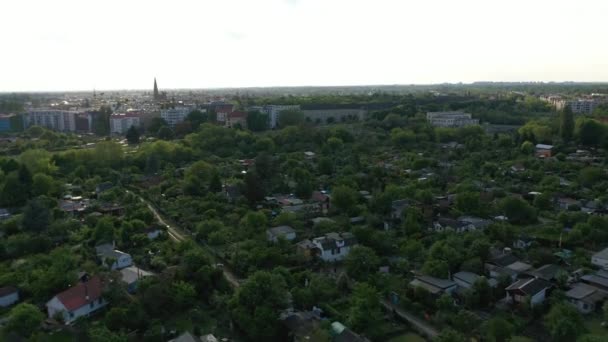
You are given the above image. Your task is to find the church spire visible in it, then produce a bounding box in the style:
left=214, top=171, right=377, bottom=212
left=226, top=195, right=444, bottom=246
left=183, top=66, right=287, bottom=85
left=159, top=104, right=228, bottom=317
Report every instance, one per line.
left=153, top=77, right=159, bottom=100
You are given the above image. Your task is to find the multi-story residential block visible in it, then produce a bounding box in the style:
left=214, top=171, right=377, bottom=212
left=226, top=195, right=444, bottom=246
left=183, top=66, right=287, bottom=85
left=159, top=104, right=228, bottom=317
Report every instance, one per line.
left=23, top=109, right=79, bottom=132
left=426, top=111, right=479, bottom=128
left=0, top=114, right=15, bottom=132
left=160, top=107, right=194, bottom=128
left=225, top=111, right=248, bottom=128
left=110, top=112, right=142, bottom=135
left=249, top=105, right=301, bottom=129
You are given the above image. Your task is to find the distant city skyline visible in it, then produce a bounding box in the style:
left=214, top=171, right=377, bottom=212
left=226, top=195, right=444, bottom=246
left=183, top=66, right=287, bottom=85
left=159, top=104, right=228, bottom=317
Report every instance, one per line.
left=1, top=0, right=608, bottom=92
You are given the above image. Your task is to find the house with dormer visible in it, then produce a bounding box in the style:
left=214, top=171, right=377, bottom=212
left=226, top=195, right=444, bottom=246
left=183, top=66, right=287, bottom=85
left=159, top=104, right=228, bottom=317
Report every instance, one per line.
left=311, top=232, right=357, bottom=262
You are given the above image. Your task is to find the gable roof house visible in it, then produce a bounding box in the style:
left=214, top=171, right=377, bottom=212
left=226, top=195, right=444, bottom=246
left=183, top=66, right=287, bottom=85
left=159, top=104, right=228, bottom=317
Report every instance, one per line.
left=453, top=271, right=497, bottom=289
left=311, top=232, right=357, bottom=262
left=409, top=275, right=457, bottom=295
left=0, top=286, right=19, bottom=308
left=267, top=226, right=297, bottom=243
left=46, top=275, right=107, bottom=324
left=581, top=270, right=608, bottom=291
left=120, top=266, right=154, bottom=293
left=505, top=278, right=552, bottom=306
left=95, top=243, right=133, bottom=270
left=591, top=247, right=608, bottom=270
left=526, top=264, right=563, bottom=282
left=566, top=282, right=608, bottom=314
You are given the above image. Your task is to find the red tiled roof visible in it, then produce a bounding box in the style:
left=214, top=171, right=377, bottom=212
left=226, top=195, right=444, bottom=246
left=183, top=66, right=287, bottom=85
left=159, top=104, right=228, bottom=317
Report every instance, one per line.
left=215, top=104, right=234, bottom=113
left=229, top=111, right=248, bottom=119
left=56, top=276, right=103, bottom=311
left=311, top=191, right=329, bottom=202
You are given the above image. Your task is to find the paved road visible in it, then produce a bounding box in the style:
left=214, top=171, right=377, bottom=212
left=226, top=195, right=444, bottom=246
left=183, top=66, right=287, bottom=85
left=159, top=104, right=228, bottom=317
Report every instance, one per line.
left=381, top=299, right=439, bottom=339
left=126, top=189, right=241, bottom=288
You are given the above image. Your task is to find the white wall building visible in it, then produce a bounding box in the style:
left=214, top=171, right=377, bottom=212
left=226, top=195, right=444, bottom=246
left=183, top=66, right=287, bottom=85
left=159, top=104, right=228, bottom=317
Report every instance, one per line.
left=110, top=113, right=141, bottom=135
left=311, top=232, right=357, bottom=262
left=426, top=111, right=479, bottom=128
left=160, top=107, right=195, bottom=128
left=0, top=287, right=19, bottom=307
left=46, top=276, right=107, bottom=324
left=95, top=243, right=133, bottom=270
left=24, top=109, right=78, bottom=131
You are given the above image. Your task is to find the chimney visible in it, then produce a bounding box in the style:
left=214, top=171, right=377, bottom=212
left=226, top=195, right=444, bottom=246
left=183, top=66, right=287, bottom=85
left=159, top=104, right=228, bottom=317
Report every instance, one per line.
left=84, top=282, right=89, bottom=301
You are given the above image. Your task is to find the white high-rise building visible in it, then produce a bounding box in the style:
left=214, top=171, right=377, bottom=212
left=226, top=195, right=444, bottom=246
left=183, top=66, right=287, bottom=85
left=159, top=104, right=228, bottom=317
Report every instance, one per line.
left=24, top=109, right=78, bottom=132
left=160, top=107, right=195, bottom=128
left=110, top=112, right=141, bottom=134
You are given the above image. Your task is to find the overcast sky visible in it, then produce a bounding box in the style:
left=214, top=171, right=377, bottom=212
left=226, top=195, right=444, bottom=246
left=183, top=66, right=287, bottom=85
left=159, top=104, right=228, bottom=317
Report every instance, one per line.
left=1, top=0, right=607, bottom=91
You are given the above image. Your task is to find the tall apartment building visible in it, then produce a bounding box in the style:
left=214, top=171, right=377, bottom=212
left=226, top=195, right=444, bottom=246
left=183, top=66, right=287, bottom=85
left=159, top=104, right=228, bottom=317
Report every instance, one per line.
left=23, top=109, right=79, bottom=132
left=249, top=105, right=301, bottom=129
left=556, top=100, right=603, bottom=114
left=426, top=111, right=479, bottom=128
left=160, top=107, right=194, bottom=128
left=110, top=112, right=142, bottom=135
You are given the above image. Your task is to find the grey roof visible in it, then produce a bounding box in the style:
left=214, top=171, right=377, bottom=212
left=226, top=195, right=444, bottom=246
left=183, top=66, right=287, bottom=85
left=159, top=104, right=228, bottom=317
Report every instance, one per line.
left=506, top=278, right=552, bottom=295
left=566, top=283, right=599, bottom=300
left=120, top=266, right=153, bottom=285
left=95, top=244, right=130, bottom=259
left=169, top=332, right=200, bottom=342
left=582, top=274, right=608, bottom=288
left=417, top=275, right=456, bottom=289
left=506, top=261, right=533, bottom=273
left=453, top=271, right=480, bottom=285
left=490, top=253, right=519, bottom=267
left=529, top=264, right=562, bottom=281
left=593, top=247, right=608, bottom=260
left=268, top=225, right=296, bottom=236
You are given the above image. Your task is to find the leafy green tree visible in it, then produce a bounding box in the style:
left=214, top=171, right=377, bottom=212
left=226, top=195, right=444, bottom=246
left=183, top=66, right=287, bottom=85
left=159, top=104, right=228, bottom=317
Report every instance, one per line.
left=89, top=326, right=128, bottom=342
left=545, top=302, right=586, bottom=342
left=22, top=197, right=52, bottom=232
left=318, top=157, right=334, bottom=175
left=126, top=125, right=140, bottom=144
left=172, top=281, right=197, bottom=310
left=209, top=171, right=222, bottom=193
left=157, top=126, right=174, bottom=140
left=345, top=246, right=381, bottom=280
left=187, top=109, right=208, bottom=130
left=246, top=110, right=269, bottom=132
left=278, top=109, right=305, bottom=127
left=146, top=116, right=168, bottom=134
left=331, top=185, right=358, bottom=214
left=560, top=106, right=574, bottom=141
left=422, top=259, right=449, bottom=278
left=580, top=167, right=604, bottom=187
left=455, top=192, right=482, bottom=216
left=348, top=283, right=383, bottom=339
left=5, top=303, right=44, bottom=337
left=32, top=173, right=54, bottom=196
left=434, top=328, right=467, bottom=342
left=520, top=141, right=534, bottom=154
left=576, top=118, right=606, bottom=146
left=229, top=271, right=289, bottom=341
left=501, top=196, right=537, bottom=224
left=20, top=149, right=56, bottom=175
left=482, top=317, right=514, bottom=342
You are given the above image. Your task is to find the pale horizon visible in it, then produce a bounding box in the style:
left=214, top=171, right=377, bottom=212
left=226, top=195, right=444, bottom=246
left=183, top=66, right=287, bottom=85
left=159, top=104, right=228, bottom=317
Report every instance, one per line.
left=2, top=0, right=608, bottom=92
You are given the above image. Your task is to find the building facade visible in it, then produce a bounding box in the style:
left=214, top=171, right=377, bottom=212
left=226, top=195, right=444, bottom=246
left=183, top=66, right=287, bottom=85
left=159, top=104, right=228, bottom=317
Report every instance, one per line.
left=426, top=111, right=479, bottom=128
left=24, top=109, right=80, bottom=132
left=161, top=107, right=193, bottom=128
left=110, top=112, right=141, bottom=135
left=249, top=105, right=301, bottom=129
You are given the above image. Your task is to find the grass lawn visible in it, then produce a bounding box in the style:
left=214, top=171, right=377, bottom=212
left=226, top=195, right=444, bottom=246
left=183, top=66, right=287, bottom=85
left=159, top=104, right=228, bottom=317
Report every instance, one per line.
left=386, top=332, right=426, bottom=342
left=510, top=337, right=535, bottom=342
left=584, top=315, right=606, bottom=336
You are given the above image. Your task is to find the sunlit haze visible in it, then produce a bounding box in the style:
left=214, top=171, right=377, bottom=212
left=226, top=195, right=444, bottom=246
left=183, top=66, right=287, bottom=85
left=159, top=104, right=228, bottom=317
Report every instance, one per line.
left=2, top=0, right=608, bottom=91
